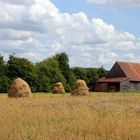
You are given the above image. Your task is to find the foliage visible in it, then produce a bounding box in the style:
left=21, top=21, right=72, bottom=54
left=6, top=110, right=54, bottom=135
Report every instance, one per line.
left=35, top=57, right=66, bottom=92
left=7, top=54, right=35, bottom=79
left=6, top=54, right=37, bottom=92
left=72, top=67, right=101, bottom=91
left=0, top=53, right=107, bottom=93
left=72, top=67, right=88, bottom=81
left=0, top=76, right=12, bottom=93
left=55, top=52, right=76, bottom=92
left=86, top=68, right=99, bottom=90
left=0, top=54, right=6, bottom=76
left=97, top=66, right=107, bottom=78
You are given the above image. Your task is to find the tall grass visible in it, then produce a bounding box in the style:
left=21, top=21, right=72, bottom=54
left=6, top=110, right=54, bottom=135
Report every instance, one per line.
left=0, top=93, right=140, bottom=140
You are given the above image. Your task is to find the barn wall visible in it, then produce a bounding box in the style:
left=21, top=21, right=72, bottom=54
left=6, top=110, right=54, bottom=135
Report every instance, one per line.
left=107, top=62, right=126, bottom=78
left=120, top=80, right=140, bottom=91
left=95, top=81, right=140, bottom=92
left=108, top=83, right=120, bottom=92
left=94, top=83, right=108, bottom=92
left=120, top=80, right=131, bottom=91
left=95, top=82, right=120, bottom=92
left=95, top=80, right=140, bottom=92
left=130, top=82, right=140, bottom=90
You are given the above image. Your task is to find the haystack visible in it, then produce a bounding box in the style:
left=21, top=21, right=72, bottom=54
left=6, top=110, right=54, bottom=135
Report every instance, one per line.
left=52, top=82, right=65, bottom=94
left=8, top=78, right=32, bottom=98
left=71, top=79, right=89, bottom=96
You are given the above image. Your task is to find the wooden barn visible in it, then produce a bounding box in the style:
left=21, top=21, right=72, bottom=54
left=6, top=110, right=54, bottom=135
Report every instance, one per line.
left=95, top=61, right=140, bottom=92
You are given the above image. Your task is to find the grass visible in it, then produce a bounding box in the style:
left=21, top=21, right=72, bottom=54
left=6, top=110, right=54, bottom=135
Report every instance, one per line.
left=0, top=92, right=140, bottom=140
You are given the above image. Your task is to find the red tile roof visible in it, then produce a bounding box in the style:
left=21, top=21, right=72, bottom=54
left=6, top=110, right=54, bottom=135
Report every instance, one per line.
left=98, top=77, right=129, bottom=83
left=117, top=61, right=140, bottom=81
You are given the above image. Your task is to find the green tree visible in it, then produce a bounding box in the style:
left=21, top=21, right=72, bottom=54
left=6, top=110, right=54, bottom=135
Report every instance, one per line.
left=55, top=53, right=70, bottom=80
left=0, top=76, right=12, bottom=93
left=6, top=54, right=37, bottom=92
left=0, top=53, right=108, bottom=93
left=55, top=52, right=76, bottom=92
left=35, top=57, right=66, bottom=92
left=0, top=54, right=11, bottom=93
left=72, top=67, right=106, bottom=91
left=72, top=67, right=88, bottom=81
left=7, top=54, right=33, bottom=78
left=97, top=66, right=107, bottom=78
left=86, top=68, right=99, bottom=91
left=0, top=54, right=6, bottom=76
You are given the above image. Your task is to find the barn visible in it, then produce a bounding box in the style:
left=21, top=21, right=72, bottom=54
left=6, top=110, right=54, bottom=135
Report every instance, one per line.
left=95, top=61, right=140, bottom=92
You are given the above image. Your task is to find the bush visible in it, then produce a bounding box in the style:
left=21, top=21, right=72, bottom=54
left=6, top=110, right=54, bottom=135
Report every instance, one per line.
left=0, top=76, right=12, bottom=93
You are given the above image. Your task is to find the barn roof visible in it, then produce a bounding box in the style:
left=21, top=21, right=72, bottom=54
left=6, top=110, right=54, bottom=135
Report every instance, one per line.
left=98, top=61, right=140, bottom=83
left=98, top=77, right=129, bottom=83
left=117, top=61, right=140, bottom=81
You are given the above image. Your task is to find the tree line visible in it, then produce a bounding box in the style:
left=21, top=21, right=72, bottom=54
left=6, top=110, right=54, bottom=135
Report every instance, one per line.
left=0, top=52, right=107, bottom=93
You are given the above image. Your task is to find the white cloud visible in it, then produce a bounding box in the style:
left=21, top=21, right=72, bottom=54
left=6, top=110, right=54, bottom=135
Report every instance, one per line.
left=121, top=53, right=140, bottom=63
left=86, top=0, right=108, bottom=4
left=114, top=0, right=140, bottom=7
left=0, top=0, right=34, bottom=6
left=0, top=2, right=26, bottom=24
left=98, top=52, right=118, bottom=65
left=0, top=0, right=139, bottom=68
left=0, top=29, right=31, bottom=40
left=86, top=0, right=140, bottom=7
left=30, top=0, right=59, bottom=22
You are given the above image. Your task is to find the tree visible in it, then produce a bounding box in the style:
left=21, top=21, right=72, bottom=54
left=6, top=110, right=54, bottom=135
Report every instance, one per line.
left=0, top=54, right=6, bottom=76
left=55, top=52, right=76, bottom=92
left=72, top=67, right=88, bottom=81
left=97, top=66, right=107, bottom=78
left=0, top=54, right=11, bottom=93
left=7, top=54, right=34, bottom=78
left=0, top=76, right=12, bottom=93
left=35, top=57, right=66, bottom=92
left=6, top=54, right=37, bottom=92
left=0, top=53, right=108, bottom=93
left=86, top=68, right=99, bottom=91
left=55, top=52, right=70, bottom=80
left=72, top=67, right=106, bottom=91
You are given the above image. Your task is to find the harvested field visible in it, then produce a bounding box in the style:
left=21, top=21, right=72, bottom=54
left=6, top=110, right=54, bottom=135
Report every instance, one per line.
left=0, top=93, right=140, bottom=140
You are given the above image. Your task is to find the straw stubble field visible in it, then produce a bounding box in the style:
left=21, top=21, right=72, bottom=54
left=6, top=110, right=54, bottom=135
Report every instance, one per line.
left=0, top=93, right=140, bottom=140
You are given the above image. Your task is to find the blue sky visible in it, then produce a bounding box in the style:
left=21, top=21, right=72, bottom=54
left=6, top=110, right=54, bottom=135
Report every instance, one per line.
left=52, top=0, right=140, bottom=36
left=0, top=0, right=140, bottom=69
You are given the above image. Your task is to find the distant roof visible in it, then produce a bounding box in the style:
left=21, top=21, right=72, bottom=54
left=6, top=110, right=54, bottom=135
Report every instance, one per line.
left=98, top=77, right=129, bottom=83
left=98, top=61, right=140, bottom=83
left=117, top=61, right=140, bottom=81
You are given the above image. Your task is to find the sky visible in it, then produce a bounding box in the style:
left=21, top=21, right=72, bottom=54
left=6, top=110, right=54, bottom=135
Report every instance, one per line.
left=0, top=0, right=140, bottom=69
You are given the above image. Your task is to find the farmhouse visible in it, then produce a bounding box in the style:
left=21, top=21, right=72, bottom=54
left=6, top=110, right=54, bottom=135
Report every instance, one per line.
left=95, top=61, right=140, bottom=92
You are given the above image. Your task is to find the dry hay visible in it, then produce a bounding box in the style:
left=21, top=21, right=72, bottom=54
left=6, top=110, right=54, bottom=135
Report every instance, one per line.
left=71, top=79, right=89, bottom=96
left=8, top=78, right=32, bottom=98
left=52, top=82, right=65, bottom=94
